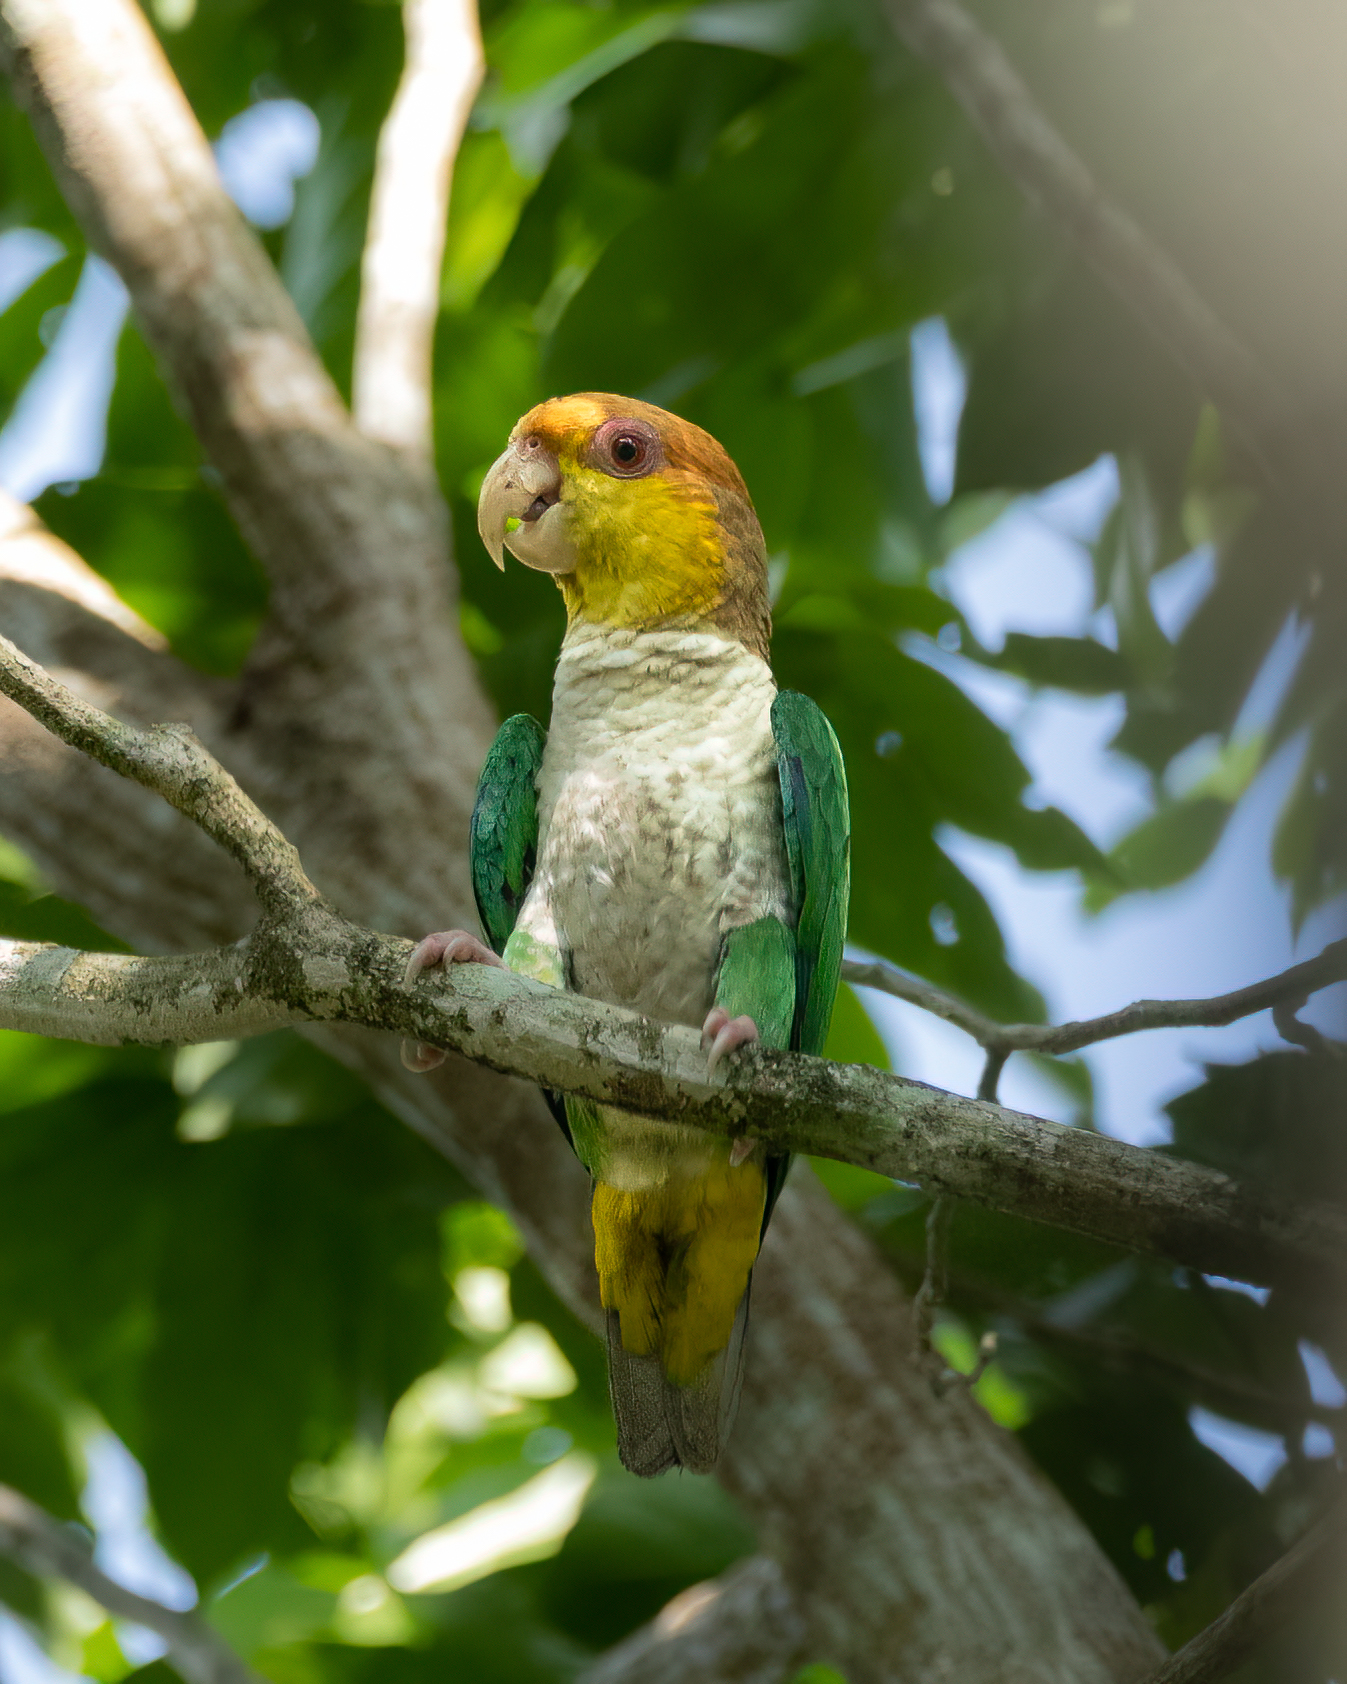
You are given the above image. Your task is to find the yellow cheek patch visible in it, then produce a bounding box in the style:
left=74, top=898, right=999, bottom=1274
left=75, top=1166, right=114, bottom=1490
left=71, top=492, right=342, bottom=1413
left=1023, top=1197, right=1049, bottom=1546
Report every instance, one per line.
left=556, top=468, right=726, bottom=629
left=591, top=1156, right=766, bottom=1386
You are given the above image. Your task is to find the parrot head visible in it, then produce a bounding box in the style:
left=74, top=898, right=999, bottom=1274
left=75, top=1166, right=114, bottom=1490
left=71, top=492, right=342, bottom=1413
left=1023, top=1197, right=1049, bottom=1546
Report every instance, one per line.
left=477, top=393, right=769, bottom=658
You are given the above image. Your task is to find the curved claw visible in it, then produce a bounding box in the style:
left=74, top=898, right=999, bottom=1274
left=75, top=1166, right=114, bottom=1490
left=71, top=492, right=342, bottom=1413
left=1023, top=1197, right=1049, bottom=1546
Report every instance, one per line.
left=401, top=928, right=506, bottom=1072
left=701, top=1006, right=760, bottom=1075
left=401, top=1039, right=448, bottom=1074
left=403, top=928, right=504, bottom=987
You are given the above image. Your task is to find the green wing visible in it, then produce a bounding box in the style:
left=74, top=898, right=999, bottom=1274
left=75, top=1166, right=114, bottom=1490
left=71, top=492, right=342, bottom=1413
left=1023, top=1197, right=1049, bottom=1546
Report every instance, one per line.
left=470, top=714, right=547, bottom=956
left=718, top=692, right=849, bottom=1234
left=772, top=690, right=850, bottom=1056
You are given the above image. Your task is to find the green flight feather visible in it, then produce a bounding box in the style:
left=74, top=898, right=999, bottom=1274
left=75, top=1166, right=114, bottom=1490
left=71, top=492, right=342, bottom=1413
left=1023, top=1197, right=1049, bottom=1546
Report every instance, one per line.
left=771, top=689, right=850, bottom=1057
left=469, top=713, right=546, bottom=956
left=707, top=695, right=849, bottom=1238
left=471, top=714, right=573, bottom=1143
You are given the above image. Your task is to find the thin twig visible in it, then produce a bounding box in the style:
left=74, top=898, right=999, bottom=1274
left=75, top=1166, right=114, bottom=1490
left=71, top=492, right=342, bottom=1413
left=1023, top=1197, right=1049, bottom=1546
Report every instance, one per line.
left=1273, top=997, right=1335, bottom=1057
left=913, top=1196, right=952, bottom=1356
left=0, top=632, right=317, bottom=917
left=881, top=0, right=1282, bottom=476
left=1139, top=1497, right=1347, bottom=1684
left=0, top=1484, right=260, bottom=1684
left=911, top=1201, right=998, bottom=1398
left=353, top=0, right=484, bottom=460
left=962, top=1330, right=997, bottom=1388
left=842, top=946, right=1347, bottom=1058
left=977, top=1047, right=1007, bottom=1101
left=910, top=1259, right=1344, bottom=1434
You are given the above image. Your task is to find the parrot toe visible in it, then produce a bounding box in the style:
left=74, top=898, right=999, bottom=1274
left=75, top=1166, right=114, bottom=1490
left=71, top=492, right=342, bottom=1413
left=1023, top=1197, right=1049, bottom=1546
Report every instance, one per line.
left=701, top=1006, right=760, bottom=1074
left=401, top=929, right=506, bottom=1072
left=400, top=1039, right=448, bottom=1074
left=403, top=929, right=504, bottom=985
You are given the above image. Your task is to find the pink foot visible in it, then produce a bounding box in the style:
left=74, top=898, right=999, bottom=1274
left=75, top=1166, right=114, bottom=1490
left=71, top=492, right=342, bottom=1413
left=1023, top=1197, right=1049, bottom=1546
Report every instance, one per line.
left=701, top=1006, right=760, bottom=1074
left=401, top=929, right=505, bottom=1072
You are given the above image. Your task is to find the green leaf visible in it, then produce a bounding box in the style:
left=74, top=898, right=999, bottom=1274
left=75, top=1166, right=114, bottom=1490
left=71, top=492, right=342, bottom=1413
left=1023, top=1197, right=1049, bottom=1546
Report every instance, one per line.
left=985, top=633, right=1132, bottom=695
left=140, top=1107, right=460, bottom=1580
left=209, top=1562, right=338, bottom=1659
left=1166, top=1050, right=1347, bottom=1203
left=1089, top=796, right=1229, bottom=907
left=0, top=879, right=129, bottom=953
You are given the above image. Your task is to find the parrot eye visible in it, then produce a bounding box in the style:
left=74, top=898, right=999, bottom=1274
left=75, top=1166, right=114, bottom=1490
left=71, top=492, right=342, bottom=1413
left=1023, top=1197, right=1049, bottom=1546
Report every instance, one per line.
left=593, top=417, right=661, bottom=479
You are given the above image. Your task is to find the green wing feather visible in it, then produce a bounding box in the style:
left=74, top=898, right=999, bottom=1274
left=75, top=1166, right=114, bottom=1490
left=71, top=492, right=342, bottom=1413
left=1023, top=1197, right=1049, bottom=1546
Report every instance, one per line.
left=470, top=714, right=547, bottom=956
left=772, top=690, right=850, bottom=1057
left=747, top=690, right=851, bottom=1232
left=471, top=714, right=572, bottom=1143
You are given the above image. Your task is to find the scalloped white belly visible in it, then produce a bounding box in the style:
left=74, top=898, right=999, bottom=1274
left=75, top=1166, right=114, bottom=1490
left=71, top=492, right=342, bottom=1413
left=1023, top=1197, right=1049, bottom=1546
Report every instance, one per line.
left=513, top=625, right=791, bottom=1029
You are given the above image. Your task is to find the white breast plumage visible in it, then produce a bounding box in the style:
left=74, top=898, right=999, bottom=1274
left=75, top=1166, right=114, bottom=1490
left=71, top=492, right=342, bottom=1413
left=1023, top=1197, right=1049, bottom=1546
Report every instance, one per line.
left=514, top=623, right=790, bottom=1027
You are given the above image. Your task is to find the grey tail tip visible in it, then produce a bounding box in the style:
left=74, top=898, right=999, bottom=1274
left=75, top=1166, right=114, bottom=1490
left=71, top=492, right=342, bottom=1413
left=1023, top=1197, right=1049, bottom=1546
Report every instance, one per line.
left=605, top=1291, right=752, bottom=1478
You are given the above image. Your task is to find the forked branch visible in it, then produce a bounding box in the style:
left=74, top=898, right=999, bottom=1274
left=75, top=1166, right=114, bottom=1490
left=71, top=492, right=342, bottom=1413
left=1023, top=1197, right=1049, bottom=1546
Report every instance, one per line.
left=0, top=0, right=484, bottom=791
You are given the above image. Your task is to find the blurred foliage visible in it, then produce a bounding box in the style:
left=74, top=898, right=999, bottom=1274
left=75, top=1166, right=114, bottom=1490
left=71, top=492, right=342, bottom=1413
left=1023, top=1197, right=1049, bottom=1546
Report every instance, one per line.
left=1, top=0, right=1345, bottom=1680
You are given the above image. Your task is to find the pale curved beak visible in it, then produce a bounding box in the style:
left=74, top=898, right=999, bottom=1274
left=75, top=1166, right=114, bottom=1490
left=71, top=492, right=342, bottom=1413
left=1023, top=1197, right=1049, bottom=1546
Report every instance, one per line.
left=476, top=439, right=574, bottom=574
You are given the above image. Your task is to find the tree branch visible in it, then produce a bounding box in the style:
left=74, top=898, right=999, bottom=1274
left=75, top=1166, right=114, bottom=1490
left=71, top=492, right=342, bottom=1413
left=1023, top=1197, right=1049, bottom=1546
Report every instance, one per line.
left=12, top=916, right=1341, bottom=1294
left=0, top=1484, right=260, bottom=1684
left=0, top=635, right=1341, bottom=1298
left=843, top=947, right=1347, bottom=1058
left=1139, top=1498, right=1347, bottom=1684
left=881, top=0, right=1283, bottom=475
left=0, top=563, right=259, bottom=958
left=0, top=632, right=314, bottom=918
left=353, top=0, right=483, bottom=461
